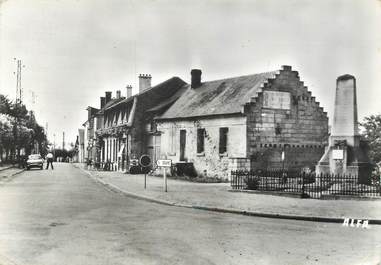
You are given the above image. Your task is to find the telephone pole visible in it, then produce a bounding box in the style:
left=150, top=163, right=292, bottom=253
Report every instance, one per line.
left=63, top=132, right=65, bottom=151
left=14, top=58, right=25, bottom=104
left=13, top=58, right=25, bottom=163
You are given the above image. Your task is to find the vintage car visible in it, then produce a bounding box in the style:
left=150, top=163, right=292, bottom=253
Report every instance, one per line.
left=26, top=154, right=44, bottom=170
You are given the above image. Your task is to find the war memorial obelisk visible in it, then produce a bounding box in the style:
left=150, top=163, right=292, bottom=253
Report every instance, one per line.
left=316, top=74, right=372, bottom=184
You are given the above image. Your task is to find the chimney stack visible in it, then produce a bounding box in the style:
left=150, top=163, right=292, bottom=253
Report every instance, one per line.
left=100, top=97, right=106, bottom=108
left=116, top=90, right=121, bottom=99
left=191, top=69, right=202, bottom=88
left=126, top=85, right=132, bottom=98
left=105, top=91, right=112, bottom=103
left=139, top=74, right=152, bottom=92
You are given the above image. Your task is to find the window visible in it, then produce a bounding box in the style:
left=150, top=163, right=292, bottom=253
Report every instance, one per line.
left=197, top=128, right=205, bottom=153
left=219, top=127, right=228, bottom=154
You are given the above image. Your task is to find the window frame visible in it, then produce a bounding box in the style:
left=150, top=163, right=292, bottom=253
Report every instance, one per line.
left=219, top=127, right=229, bottom=155
left=197, top=128, right=205, bottom=154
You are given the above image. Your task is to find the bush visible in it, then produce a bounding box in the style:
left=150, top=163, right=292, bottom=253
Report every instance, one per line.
left=245, top=177, right=260, bottom=190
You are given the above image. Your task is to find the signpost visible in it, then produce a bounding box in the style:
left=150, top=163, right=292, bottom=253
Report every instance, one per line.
left=157, top=159, right=172, bottom=192
left=139, top=155, right=151, bottom=189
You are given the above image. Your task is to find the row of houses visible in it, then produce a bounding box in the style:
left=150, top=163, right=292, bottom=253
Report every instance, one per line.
left=79, top=65, right=329, bottom=179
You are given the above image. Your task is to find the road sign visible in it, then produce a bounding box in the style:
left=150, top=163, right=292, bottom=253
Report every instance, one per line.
left=157, top=159, right=172, bottom=167
left=139, top=155, right=151, bottom=190
left=139, top=155, right=151, bottom=167
left=156, top=159, right=172, bottom=192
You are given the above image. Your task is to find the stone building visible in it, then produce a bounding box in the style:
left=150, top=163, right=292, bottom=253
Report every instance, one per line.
left=95, top=75, right=187, bottom=171
left=156, top=66, right=329, bottom=179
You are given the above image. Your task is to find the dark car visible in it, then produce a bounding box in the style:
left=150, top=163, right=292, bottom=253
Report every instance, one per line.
left=26, top=154, right=44, bottom=170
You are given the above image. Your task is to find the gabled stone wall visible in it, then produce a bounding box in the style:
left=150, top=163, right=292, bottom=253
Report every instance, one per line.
left=245, top=66, right=328, bottom=169
left=245, top=66, right=329, bottom=170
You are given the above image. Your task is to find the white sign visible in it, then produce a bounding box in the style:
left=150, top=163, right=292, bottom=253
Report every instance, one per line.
left=263, top=91, right=291, bottom=110
left=157, top=159, right=172, bottom=167
left=157, top=159, right=171, bottom=192
left=332, top=149, right=344, bottom=160
left=117, top=144, right=125, bottom=157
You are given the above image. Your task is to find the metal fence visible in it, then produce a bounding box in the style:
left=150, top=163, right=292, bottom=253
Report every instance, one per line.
left=231, top=169, right=381, bottom=199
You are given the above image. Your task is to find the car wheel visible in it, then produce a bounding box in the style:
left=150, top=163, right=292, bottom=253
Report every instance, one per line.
left=27, top=167, right=30, bottom=170
left=40, top=166, right=43, bottom=170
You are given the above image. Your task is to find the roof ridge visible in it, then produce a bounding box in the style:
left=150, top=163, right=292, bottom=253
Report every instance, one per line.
left=201, top=70, right=279, bottom=84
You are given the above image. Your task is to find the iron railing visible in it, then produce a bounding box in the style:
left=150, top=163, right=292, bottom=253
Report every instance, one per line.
left=231, top=169, right=381, bottom=199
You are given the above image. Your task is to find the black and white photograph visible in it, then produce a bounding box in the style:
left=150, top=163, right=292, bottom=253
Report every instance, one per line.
left=0, top=0, right=380, bottom=264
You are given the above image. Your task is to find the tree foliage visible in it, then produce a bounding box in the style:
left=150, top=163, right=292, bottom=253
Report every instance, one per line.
left=360, top=114, right=381, bottom=163
left=0, top=94, right=48, bottom=161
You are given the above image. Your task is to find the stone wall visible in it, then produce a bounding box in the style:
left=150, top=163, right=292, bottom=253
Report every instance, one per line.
left=245, top=66, right=329, bottom=170
left=157, top=116, right=247, bottom=179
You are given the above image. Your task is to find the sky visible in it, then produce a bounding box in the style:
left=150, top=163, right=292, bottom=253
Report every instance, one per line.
left=1, top=0, right=380, bottom=148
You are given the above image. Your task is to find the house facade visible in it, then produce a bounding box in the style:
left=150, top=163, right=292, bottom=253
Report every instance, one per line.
left=78, top=128, right=85, bottom=163
left=156, top=66, right=329, bottom=179
left=94, top=74, right=187, bottom=171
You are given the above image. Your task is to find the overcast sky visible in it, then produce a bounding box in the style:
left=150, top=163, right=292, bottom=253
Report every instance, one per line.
left=1, top=0, right=380, bottom=147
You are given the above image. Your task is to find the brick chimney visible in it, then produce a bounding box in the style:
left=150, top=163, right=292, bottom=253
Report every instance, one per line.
left=191, top=69, right=202, bottom=88
left=116, top=90, right=121, bottom=99
left=126, top=85, right=132, bottom=98
left=105, top=91, right=112, bottom=103
left=139, top=74, right=152, bottom=92
left=100, top=97, right=106, bottom=108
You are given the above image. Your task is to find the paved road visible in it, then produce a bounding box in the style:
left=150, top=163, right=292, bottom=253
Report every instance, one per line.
left=0, top=163, right=380, bottom=265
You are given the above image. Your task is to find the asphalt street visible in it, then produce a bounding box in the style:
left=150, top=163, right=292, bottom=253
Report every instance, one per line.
left=0, top=163, right=380, bottom=265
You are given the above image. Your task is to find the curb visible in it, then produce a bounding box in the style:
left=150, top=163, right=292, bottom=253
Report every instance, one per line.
left=0, top=168, right=25, bottom=184
left=75, top=166, right=381, bottom=225
left=78, top=166, right=176, bottom=207
left=0, top=166, right=13, bottom=172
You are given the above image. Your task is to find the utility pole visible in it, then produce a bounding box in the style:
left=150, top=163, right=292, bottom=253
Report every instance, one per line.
left=13, top=58, right=25, bottom=163
left=14, top=58, right=25, bottom=104
left=45, top=123, right=48, bottom=139
left=63, top=131, right=65, bottom=151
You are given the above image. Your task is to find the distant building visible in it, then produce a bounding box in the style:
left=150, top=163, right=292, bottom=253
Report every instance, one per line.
left=82, top=106, right=100, bottom=165
left=156, top=66, right=329, bottom=179
left=78, top=128, right=85, bottom=163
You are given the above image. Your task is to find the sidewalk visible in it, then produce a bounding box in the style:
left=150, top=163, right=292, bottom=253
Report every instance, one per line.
left=0, top=164, right=13, bottom=172
left=0, top=166, right=25, bottom=183
left=76, top=164, right=381, bottom=223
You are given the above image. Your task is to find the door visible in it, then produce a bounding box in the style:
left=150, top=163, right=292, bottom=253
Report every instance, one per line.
left=180, top=130, right=186, bottom=161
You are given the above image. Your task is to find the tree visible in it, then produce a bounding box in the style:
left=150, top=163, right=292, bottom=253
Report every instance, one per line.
left=0, top=94, right=48, bottom=162
left=0, top=114, right=14, bottom=160
left=360, top=114, right=381, bottom=163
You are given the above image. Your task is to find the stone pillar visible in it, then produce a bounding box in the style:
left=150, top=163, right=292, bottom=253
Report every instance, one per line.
left=316, top=75, right=372, bottom=184
left=331, top=75, right=359, bottom=146
left=110, top=138, right=113, bottom=162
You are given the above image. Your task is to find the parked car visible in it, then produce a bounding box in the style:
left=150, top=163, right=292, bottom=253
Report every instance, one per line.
left=26, top=154, right=44, bottom=170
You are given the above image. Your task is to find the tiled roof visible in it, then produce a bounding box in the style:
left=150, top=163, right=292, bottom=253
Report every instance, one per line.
left=97, top=98, right=125, bottom=114
left=157, top=71, right=278, bottom=120
left=146, top=84, right=188, bottom=113
left=104, top=98, right=125, bottom=111
left=106, top=76, right=187, bottom=111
